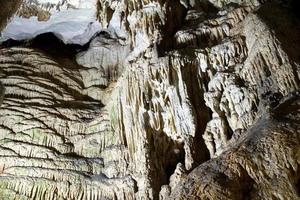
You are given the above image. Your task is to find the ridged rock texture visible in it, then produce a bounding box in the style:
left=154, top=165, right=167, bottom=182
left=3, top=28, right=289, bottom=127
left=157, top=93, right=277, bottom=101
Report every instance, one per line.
left=0, top=0, right=299, bottom=199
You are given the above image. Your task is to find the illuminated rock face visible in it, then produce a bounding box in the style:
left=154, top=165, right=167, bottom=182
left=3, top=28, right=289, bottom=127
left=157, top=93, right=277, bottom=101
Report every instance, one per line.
left=0, top=0, right=100, bottom=44
left=0, top=0, right=299, bottom=199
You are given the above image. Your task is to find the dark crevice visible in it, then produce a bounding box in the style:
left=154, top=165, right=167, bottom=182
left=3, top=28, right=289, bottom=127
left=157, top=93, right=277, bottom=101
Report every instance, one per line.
left=296, top=176, right=300, bottom=196
left=145, top=124, right=185, bottom=199
left=224, top=115, right=234, bottom=140
left=179, top=56, right=211, bottom=167
left=157, top=1, right=188, bottom=56
left=1, top=32, right=89, bottom=58
left=257, top=1, right=300, bottom=87
left=158, top=1, right=219, bottom=56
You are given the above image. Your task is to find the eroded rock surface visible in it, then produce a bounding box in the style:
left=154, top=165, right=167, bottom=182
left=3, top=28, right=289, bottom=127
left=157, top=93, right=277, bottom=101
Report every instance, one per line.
left=0, top=0, right=299, bottom=199
left=0, top=0, right=22, bottom=30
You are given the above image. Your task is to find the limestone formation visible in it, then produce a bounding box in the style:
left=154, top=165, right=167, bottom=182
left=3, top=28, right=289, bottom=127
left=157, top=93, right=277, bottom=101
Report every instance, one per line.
left=0, top=0, right=299, bottom=199
left=0, top=0, right=22, bottom=30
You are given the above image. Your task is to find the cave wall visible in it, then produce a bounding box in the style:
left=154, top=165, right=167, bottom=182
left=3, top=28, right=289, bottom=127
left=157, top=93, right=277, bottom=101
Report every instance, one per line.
left=0, top=0, right=299, bottom=199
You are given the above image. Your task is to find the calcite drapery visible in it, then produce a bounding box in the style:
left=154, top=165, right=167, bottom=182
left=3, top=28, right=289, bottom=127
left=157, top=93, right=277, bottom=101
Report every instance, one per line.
left=0, top=0, right=299, bottom=199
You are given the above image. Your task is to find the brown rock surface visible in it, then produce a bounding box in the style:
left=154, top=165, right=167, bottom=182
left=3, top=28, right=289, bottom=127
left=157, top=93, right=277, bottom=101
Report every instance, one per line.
left=167, top=95, right=300, bottom=199
left=0, top=0, right=22, bottom=30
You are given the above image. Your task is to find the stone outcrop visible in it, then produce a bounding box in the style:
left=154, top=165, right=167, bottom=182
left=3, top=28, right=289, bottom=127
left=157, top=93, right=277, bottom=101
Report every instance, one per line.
left=167, top=95, right=300, bottom=199
left=0, top=0, right=299, bottom=199
left=0, top=0, right=22, bottom=30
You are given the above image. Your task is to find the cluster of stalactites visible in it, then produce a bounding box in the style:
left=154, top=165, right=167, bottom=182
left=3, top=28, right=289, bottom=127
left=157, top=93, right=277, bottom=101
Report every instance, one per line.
left=96, top=0, right=188, bottom=48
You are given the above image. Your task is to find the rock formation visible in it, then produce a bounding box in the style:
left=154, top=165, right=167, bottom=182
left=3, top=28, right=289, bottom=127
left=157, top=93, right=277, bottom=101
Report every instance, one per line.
left=0, top=0, right=299, bottom=199
left=0, top=0, right=22, bottom=30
